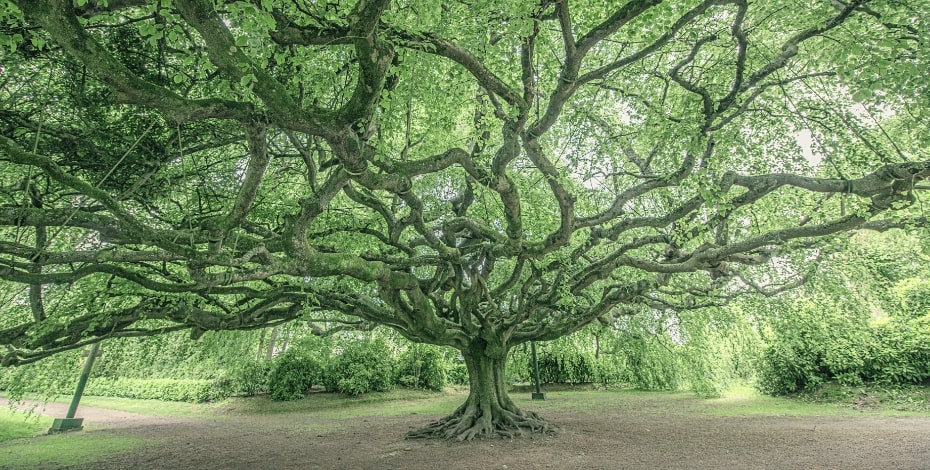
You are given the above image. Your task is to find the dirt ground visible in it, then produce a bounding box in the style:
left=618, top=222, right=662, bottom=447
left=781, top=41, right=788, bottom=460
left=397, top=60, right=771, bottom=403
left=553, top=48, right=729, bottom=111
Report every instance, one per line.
left=9, top=393, right=930, bottom=469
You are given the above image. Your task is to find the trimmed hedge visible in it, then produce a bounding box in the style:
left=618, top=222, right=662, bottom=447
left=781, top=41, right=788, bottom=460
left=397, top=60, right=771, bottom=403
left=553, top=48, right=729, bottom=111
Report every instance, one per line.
left=84, top=377, right=229, bottom=402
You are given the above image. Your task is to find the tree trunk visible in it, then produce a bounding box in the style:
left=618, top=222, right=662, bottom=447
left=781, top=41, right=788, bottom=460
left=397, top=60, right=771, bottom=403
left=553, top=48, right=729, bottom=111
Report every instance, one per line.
left=406, top=341, right=553, bottom=440
left=264, top=326, right=279, bottom=360
left=256, top=328, right=267, bottom=361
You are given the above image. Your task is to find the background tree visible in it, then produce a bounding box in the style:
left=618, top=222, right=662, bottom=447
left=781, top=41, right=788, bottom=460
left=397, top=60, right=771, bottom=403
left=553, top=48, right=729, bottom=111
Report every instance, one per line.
left=0, top=0, right=927, bottom=439
left=753, top=229, right=930, bottom=394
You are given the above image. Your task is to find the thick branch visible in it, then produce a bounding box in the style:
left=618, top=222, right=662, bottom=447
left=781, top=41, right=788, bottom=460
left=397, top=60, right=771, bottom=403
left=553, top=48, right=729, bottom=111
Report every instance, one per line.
left=14, top=0, right=253, bottom=122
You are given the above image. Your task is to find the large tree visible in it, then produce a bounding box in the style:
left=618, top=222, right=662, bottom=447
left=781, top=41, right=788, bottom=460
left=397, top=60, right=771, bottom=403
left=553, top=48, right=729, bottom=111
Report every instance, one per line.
left=0, top=0, right=927, bottom=439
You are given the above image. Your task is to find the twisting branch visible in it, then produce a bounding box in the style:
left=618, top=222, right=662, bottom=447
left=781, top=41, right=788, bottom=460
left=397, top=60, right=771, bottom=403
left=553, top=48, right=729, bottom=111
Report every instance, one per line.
left=0, top=0, right=923, bottom=401
left=15, top=0, right=253, bottom=123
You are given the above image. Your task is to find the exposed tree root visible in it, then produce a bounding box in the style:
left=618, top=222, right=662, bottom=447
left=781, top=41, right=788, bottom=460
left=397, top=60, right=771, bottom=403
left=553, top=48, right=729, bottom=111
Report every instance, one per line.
left=408, top=344, right=558, bottom=440
left=406, top=400, right=555, bottom=441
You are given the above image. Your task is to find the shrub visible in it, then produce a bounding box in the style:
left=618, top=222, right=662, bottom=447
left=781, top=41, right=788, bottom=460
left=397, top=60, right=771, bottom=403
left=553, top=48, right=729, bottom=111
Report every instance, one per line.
left=0, top=351, right=83, bottom=399
left=867, top=317, right=930, bottom=384
left=591, top=355, right=625, bottom=387
left=0, top=350, right=230, bottom=403
left=85, top=377, right=228, bottom=402
left=325, top=337, right=394, bottom=395
left=625, top=343, right=681, bottom=391
left=756, top=335, right=826, bottom=395
left=396, top=344, right=447, bottom=391
left=755, top=299, right=930, bottom=395
left=226, top=361, right=272, bottom=397
left=892, top=278, right=930, bottom=319
left=268, top=349, right=322, bottom=401
left=519, top=346, right=595, bottom=385
left=447, top=361, right=469, bottom=386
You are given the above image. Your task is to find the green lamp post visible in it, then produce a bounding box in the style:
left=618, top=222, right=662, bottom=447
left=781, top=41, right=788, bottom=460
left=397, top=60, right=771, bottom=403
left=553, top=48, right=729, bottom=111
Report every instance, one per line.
left=49, top=342, right=102, bottom=433
left=530, top=341, right=545, bottom=400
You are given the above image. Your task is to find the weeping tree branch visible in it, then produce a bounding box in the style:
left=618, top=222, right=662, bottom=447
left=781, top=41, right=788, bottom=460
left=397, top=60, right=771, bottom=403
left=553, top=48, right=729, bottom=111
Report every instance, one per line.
left=0, top=0, right=924, bottom=415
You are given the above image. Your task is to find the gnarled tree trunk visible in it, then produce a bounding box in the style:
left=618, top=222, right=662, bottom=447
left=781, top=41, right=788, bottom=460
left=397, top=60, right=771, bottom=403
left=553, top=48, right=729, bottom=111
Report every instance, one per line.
left=407, top=340, right=553, bottom=440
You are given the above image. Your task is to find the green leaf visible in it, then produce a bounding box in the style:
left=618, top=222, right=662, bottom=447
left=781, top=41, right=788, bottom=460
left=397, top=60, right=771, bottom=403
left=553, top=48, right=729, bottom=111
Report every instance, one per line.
left=852, top=88, right=872, bottom=102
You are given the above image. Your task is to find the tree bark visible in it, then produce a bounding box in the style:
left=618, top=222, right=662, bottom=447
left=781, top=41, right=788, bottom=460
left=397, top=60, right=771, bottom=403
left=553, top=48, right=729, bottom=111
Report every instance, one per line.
left=256, top=328, right=267, bottom=361
left=264, top=326, right=279, bottom=360
left=407, top=341, right=553, bottom=440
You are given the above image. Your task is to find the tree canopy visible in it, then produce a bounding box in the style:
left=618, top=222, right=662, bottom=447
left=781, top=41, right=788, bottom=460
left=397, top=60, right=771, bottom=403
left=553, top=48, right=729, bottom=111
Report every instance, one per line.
left=0, top=0, right=927, bottom=439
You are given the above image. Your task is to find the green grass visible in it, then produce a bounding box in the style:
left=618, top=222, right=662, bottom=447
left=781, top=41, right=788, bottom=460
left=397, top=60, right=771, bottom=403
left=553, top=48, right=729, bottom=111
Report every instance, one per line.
left=223, top=388, right=463, bottom=418
left=0, top=393, right=228, bottom=418
left=0, top=434, right=144, bottom=469
left=223, top=387, right=904, bottom=425
left=794, top=382, right=930, bottom=415
left=196, top=384, right=930, bottom=422
left=507, top=385, right=930, bottom=418
left=0, top=410, right=51, bottom=442
left=0, top=384, right=925, bottom=468
left=700, top=386, right=858, bottom=416
left=511, top=389, right=693, bottom=414
left=9, top=383, right=930, bottom=423
left=76, top=395, right=227, bottom=417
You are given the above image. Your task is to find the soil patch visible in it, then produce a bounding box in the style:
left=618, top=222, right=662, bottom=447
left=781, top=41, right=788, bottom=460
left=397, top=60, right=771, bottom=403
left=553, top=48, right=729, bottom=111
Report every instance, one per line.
left=6, top=392, right=930, bottom=469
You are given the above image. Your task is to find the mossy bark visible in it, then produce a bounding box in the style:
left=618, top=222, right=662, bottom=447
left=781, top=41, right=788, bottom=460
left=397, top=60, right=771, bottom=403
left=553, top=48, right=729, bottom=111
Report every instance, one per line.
left=406, top=341, right=553, bottom=440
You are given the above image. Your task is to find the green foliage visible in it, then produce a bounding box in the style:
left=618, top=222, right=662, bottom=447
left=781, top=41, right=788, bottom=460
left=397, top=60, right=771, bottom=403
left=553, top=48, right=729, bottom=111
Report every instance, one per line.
left=0, top=348, right=229, bottom=402
left=506, top=315, right=755, bottom=397
left=267, top=348, right=321, bottom=401
left=756, top=231, right=930, bottom=396
left=509, top=336, right=604, bottom=386
left=395, top=344, right=447, bottom=391
left=617, top=334, right=682, bottom=391
left=892, top=278, right=930, bottom=319
left=756, top=298, right=870, bottom=395
left=225, top=361, right=272, bottom=397
left=530, top=346, right=595, bottom=385
left=867, top=317, right=930, bottom=384
left=601, top=310, right=757, bottom=394
left=756, top=299, right=930, bottom=395
left=446, top=361, right=469, bottom=386
left=757, top=336, right=826, bottom=395
left=0, top=329, right=283, bottom=402
left=0, top=351, right=84, bottom=401
left=324, top=337, right=395, bottom=396
left=590, top=354, right=626, bottom=387
left=0, top=410, right=50, bottom=442
left=84, top=377, right=228, bottom=402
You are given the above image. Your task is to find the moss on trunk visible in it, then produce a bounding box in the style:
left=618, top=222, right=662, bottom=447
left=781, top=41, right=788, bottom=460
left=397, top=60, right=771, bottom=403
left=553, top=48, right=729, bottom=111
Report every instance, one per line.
left=406, top=342, right=553, bottom=440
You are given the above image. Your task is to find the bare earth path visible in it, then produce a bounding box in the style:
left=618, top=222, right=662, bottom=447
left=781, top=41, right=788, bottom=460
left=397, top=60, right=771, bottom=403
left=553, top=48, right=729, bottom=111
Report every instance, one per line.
left=8, top=392, right=930, bottom=469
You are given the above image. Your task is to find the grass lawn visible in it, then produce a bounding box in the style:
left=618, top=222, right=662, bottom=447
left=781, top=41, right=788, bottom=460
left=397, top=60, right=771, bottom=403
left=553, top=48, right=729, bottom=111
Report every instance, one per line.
left=0, top=408, right=145, bottom=470
left=0, top=409, right=50, bottom=443
left=0, top=433, right=144, bottom=469
left=8, top=382, right=929, bottom=420
left=0, top=384, right=926, bottom=468
left=0, top=392, right=227, bottom=418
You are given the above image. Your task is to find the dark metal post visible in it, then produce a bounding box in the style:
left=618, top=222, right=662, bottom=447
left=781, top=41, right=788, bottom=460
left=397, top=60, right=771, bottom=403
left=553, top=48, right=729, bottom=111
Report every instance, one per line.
left=50, top=342, right=101, bottom=433
left=530, top=341, right=545, bottom=400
